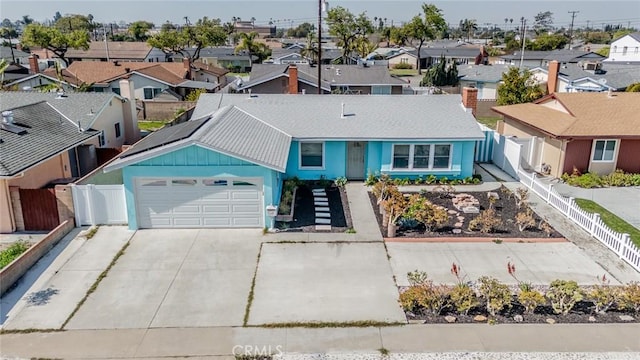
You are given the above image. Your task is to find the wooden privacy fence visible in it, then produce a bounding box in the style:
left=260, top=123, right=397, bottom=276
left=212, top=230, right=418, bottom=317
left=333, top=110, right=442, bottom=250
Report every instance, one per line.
left=19, top=188, right=59, bottom=231
left=517, top=169, right=640, bottom=272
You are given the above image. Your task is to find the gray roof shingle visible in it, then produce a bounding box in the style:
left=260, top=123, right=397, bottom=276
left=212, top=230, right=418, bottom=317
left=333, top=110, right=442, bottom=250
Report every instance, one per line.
left=0, top=102, right=99, bottom=176
left=0, top=92, right=118, bottom=130
left=458, top=64, right=513, bottom=83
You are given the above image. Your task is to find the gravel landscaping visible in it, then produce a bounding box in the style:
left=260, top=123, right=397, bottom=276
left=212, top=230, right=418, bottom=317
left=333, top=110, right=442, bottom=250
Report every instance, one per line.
left=276, top=183, right=352, bottom=232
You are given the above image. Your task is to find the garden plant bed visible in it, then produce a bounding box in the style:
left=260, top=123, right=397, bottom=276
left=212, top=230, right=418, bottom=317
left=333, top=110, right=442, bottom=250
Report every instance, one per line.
left=369, top=186, right=564, bottom=239
left=275, top=182, right=352, bottom=233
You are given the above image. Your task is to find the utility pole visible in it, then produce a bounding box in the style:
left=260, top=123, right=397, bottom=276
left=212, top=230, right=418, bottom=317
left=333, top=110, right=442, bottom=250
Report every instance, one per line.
left=568, top=11, right=579, bottom=49
left=103, top=23, right=110, bottom=62
left=318, top=0, right=323, bottom=94
left=519, top=20, right=527, bottom=69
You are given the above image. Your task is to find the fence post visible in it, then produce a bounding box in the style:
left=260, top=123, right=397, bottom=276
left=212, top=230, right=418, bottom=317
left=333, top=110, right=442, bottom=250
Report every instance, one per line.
left=620, top=234, right=630, bottom=259
left=590, top=213, right=600, bottom=237
left=87, top=184, right=95, bottom=226
left=547, top=183, right=553, bottom=203
left=566, top=197, right=574, bottom=217
left=531, top=172, right=536, bottom=188
left=71, top=185, right=82, bottom=227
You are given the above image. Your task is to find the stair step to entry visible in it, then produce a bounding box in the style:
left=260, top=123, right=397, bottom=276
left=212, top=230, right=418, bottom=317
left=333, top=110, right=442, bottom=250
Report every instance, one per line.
left=316, top=218, right=331, bottom=225
left=316, top=212, right=331, bottom=218
left=315, top=225, right=332, bottom=231
left=312, top=188, right=326, bottom=193
left=315, top=207, right=330, bottom=212
left=314, top=201, right=329, bottom=206
left=314, top=197, right=328, bottom=202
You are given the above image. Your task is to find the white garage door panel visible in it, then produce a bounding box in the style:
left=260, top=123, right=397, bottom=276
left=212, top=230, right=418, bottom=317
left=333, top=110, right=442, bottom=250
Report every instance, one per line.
left=135, top=177, right=263, bottom=228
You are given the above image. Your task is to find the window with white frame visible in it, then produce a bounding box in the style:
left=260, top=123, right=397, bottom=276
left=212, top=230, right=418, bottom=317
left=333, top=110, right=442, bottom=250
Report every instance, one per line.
left=592, top=140, right=616, bottom=161
left=300, top=142, right=324, bottom=168
left=392, top=144, right=452, bottom=170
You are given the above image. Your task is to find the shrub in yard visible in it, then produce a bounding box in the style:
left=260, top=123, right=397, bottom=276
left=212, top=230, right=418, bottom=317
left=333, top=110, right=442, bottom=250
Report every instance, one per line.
left=561, top=171, right=603, bottom=188
left=513, top=187, right=529, bottom=208
left=0, top=241, right=30, bottom=269
left=393, top=62, right=413, bottom=69
left=425, top=174, right=438, bottom=185
left=538, top=220, right=553, bottom=237
left=547, top=279, right=584, bottom=315
left=468, top=208, right=503, bottom=233
left=382, top=187, right=409, bottom=237
left=478, top=276, right=512, bottom=316
left=515, top=209, right=536, bottom=231
left=399, top=271, right=450, bottom=315
left=405, top=194, right=449, bottom=232
left=432, top=184, right=456, bottom=198
left=518, top=289, right=546, bottom=315
left=450, top=284, right=478, bottom=315
left=334, top=176, right=348, bottom=188
left=589, top=274, right=621, bottom=314
left=619, top=281, right=640, bottom=315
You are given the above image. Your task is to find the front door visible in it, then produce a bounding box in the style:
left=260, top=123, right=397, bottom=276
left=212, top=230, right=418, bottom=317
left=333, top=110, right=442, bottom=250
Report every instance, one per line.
left=346, top=141, right=366, bottom=180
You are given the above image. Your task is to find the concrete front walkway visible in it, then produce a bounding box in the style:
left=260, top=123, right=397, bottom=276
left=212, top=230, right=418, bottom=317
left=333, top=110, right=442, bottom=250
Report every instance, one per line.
left=1, top=324, right=639, bottom=359
left=1, top=226, right=134, bottom=330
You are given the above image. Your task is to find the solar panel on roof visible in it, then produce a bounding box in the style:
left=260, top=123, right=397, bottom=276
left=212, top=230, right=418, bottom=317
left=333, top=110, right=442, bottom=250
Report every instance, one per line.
left=121, top=117, right=210, bottom=158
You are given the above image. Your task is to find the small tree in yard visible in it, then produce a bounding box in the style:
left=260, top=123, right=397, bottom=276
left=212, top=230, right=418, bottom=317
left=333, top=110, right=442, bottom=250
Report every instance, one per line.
left=382, top=187, right=408, bottom=237
left=547, top=279, right=584, bottom=315
left=497, top=67, right=546, bottom=105
left=508, top=262, right=545, bottom=314
left=478, top=276, right=512, bottom=317
left=515, top=209, right=536, bottom=231
left=514, top=187, right=529, bottom=208
left=589, top=274, right=621, bottom=314
left=399, top=270, right=450, bottom=316
left=405, top=194, right=449, bottom=232
left=420, top=55, right=458, bottom=86
left=468, top=208, right=502, bottom=233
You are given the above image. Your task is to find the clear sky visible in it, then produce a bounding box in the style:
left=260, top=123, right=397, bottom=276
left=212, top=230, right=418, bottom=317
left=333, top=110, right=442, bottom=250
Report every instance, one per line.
left=2, top=0, right=639, bottom=30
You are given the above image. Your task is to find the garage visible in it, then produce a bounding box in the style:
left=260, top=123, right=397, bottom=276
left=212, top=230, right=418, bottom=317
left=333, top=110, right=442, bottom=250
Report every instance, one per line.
left=135, top=177, right=264, bottom=228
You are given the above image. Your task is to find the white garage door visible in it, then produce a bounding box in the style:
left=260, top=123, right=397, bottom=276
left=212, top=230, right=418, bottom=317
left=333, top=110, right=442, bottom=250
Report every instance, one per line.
left=135, top=177, right=264, bottom=228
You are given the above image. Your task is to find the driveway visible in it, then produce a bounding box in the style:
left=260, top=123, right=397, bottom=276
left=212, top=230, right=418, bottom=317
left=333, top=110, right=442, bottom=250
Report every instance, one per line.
left=554, top=184, right=640, bottom=229
left=387, top=242, right=636, bottom=286
left=65, top=229, right=263, bottom=329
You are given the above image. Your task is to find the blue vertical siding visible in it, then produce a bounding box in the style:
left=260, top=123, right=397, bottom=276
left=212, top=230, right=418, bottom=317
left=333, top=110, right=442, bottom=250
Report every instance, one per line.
left=475, top=126, right=495, bottom=162
left=285, top=141, right=346, bottom=180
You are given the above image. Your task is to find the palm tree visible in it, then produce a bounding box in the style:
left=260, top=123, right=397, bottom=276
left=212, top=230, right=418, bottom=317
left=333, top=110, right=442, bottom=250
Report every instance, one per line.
left=300, top=33, right=319, bottom=64
left=0, top=58, right=9, bottom=85
left=461, top=19, right=478, bottom=42
left=250, top=17, right=256, bottom=28
left=235, top=31, right=259, bottom=67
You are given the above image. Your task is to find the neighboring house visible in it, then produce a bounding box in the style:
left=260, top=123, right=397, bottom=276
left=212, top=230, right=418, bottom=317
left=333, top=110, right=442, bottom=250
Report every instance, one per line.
left=386, top=50, right=419, bottom=69
left=1, top=63, right=30, bottom=84
left=103, top=91, right=484, bottom=229
left=457, top=64, right=512, bottom=100
left=171, top=47, right=257, bottom=72
left=531, top=60, right=640, bottom=93
left=0, top=101, right=99, bottom=233
left=6, top=59, right=223, bottom=98
left=497, top=49, right=605, bottom=68
left=234, top=21, right=276, bottom=38
left=238, top=64, right=407, bottom=94
left=0, top=46, right=30, bottom=65
left=268, top=48, right=310, bottom=65
left=0, top=89, right=139, bottom=150
left=605, top=32, right=640, bottom=63
left=418, top=47, right=485, bottom=69
left=64, top=41, right=166, bottom=63
left=493, top=92, right=640, bottom=178
left=191, top=60, right=229, bottom=88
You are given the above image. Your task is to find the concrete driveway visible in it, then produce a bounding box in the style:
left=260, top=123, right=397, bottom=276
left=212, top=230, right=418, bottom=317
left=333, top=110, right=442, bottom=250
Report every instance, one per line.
left=65, top=229, right=263, bottom=329
left=247, top=242, right=406, bottom=325
left=387, top=242, right=637, bottom=286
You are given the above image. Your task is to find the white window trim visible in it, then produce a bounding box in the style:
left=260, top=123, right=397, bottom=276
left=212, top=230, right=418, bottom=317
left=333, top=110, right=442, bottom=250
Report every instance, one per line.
left=391, top=143, right=453, bottom=171
left=299, top=141, right=325, bottom=170
left=590, top=139, right=617, bottom=163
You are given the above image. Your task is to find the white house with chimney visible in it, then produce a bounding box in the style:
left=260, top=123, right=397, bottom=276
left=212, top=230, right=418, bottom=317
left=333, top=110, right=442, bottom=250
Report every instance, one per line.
left=605, top=32, right=640, bottom=63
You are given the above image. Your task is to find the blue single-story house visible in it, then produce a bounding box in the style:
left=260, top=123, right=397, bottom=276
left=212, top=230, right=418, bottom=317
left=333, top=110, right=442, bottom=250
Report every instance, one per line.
left=104, top=93, right=484, bottom=229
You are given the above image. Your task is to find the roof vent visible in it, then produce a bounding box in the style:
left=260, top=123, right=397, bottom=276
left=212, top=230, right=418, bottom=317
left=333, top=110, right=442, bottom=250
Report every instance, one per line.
left=336, top=68, right=341, bottom=76
left=2, top=110, right=14, bottom=124
left=55, top=90, right=67, bottom=99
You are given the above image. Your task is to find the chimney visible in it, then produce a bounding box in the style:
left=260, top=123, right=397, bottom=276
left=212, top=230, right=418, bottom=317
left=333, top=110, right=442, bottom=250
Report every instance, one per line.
left=28, top=54, right=39, bottom=74
left=183, top=57, right=192, bottom=80
left=547, top=60, right=559, bottom=95
left=288, top=64, right=298, bottom=94
left=119, top=79, right=140, bottom=144
left=461, top=87, right=478, bottom=117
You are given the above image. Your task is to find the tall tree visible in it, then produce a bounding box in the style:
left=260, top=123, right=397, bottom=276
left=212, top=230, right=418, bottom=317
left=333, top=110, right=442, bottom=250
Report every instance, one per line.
left=148, top=17, right=226, bottom=60
left=21, top=15, right=34, bottom=25
left=54, top=14, right=95, bottom=32
left=326, top=6, right=373, bottom=64
left=235, top=31, right=260, bottom=67
left=405, top=3, right=447, bottom=74
left=53, top=11, right=62, bottom=22
left=390, top=26, right=409, bottom=46
left=497, top=67, right=546, bottom=105
left=528, top=33, right=567, bottom=51
left=300, top=32, right=319, bottom=63
left=420, top=55, right=458, bottom=86
left=533, top=11, right=553, bottom=35
left=129, top=21, right=154, bottom=41
left=21, top=23, right=90, bottom=66
left=460, top=18, right=478, bottom=42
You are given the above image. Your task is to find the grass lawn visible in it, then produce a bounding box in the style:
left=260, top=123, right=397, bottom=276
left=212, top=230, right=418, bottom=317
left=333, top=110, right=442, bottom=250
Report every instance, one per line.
left=138, top=120, right=169, bottom=131
left=476, top=116, right=501, bottom=130
left=390, top=69, right=418, bottom=77
left=574, top=198, right=640, bottom=248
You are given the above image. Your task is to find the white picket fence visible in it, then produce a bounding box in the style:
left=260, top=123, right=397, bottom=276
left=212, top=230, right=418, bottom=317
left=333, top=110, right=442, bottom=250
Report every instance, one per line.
left=517, top=169, right=640, bottom=272
left=72, top=184, right=128, bottom=226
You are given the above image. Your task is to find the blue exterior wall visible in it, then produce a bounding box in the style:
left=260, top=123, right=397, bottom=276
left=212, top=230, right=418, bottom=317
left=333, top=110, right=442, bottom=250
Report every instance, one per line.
left=122, top=145, right=281, bottom=229
left=286, top=140, right=477, bottom=180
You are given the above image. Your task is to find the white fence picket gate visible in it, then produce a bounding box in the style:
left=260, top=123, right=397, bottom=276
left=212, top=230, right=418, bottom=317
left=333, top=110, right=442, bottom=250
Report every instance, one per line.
left=71, top=184, right=128, bottom=226
left=517, top=169, right=640, bottom=272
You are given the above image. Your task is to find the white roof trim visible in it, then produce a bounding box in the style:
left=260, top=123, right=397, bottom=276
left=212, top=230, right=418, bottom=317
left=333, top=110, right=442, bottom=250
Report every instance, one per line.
left=103, top=138, right=193, bottom=172
left=128, top=71, right=176, bottom=87
left=5, top=72, right=80, bottom=88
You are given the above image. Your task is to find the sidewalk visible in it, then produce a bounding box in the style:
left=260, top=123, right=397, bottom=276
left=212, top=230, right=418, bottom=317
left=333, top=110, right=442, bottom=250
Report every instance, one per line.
left=477, top=164, right=640, bottom=282
left=1, top=324, right=639, bottom=359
